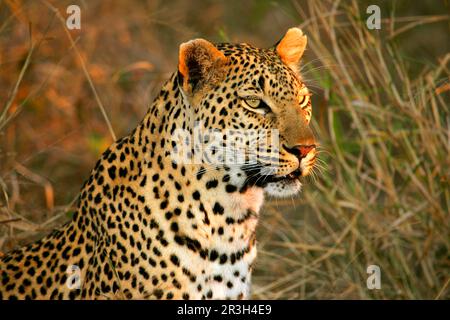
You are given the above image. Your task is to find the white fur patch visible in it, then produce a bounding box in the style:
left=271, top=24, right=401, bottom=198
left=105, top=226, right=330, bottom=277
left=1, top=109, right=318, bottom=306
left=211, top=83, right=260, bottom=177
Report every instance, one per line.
left=264, top=179, right=302, bottom=198
left=230, top=187, right=264, bottom=213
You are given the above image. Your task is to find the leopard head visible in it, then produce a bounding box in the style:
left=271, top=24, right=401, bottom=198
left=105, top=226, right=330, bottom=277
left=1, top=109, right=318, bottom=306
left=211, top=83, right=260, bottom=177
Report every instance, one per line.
left=176, top=28, right=317, bottom=197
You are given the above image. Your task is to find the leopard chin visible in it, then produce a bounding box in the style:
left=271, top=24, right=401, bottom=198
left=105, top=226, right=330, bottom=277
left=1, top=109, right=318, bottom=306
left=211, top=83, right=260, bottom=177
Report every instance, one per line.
left=264, top=178, right=302, bottom=198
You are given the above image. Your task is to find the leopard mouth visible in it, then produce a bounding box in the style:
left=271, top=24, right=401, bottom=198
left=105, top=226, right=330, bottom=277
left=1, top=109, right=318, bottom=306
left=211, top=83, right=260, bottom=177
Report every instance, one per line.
left=241, top=165, right=302, bottom=188
left=263, top=169, right=302, bottom=183
left=263, top=168, right=304, bottom=198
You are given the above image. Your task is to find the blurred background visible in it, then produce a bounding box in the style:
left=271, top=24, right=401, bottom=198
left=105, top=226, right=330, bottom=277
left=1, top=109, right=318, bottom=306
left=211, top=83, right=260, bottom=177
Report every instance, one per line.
left=0, top=0, right=449, bottom=299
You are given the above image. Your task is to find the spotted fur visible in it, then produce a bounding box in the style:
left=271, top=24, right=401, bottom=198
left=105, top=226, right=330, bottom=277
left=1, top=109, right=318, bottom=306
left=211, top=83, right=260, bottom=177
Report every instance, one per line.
left=0, top=28, right=317, bottom=300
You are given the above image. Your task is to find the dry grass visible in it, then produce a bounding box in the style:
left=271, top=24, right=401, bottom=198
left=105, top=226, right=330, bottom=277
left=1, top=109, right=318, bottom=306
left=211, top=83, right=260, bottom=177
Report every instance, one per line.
left=0, top=0, right=449, bottom=299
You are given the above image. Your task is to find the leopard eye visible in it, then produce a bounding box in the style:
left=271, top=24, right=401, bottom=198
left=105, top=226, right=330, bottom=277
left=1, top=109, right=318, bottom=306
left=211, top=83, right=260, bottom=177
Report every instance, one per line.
left=240, top=96, right=272, bottom=115
left=299, top=93, right=312, bottom=109
left=244, top=98, right=261, bottom=109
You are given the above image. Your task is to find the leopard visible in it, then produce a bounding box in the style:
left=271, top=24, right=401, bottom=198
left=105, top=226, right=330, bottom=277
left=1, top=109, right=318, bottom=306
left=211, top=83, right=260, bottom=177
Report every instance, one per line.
left=0, top=27, right=317, bottom=300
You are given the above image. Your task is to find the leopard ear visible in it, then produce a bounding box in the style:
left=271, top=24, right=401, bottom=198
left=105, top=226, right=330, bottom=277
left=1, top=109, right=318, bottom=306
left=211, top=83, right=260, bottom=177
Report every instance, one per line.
left=178, top=39, right=228, bottom=97
left=275, top=28, right=307, bottom=73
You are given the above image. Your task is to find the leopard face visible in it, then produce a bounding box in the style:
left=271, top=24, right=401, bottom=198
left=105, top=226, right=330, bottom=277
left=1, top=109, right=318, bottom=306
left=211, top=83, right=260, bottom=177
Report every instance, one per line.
left=176, top=28, right=316, bottom=198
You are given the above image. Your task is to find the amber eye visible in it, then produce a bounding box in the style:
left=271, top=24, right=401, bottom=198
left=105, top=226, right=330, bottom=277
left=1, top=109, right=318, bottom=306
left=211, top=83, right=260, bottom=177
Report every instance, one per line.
left=241, top=96, right=272, bottom=115
left=299, top=93, right=312, bottom=109
left=244, top=98, right=261, bottom=108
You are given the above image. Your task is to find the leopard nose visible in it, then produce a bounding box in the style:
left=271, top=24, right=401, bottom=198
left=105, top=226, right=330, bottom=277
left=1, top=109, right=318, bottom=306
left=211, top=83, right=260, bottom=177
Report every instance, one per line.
left=284, top=144, right=316, bottom=159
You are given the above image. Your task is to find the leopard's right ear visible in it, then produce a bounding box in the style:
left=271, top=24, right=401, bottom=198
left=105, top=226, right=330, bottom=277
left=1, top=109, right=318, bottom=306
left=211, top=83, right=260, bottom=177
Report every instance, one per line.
left=178, top=39, right=228, bottom=98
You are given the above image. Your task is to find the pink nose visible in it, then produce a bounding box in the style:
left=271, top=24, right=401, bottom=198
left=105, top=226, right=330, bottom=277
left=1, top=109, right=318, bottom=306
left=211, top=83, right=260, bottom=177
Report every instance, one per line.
left=284, top=144, right=315, bottom=159
left=297, top=145, right=315, bottom=158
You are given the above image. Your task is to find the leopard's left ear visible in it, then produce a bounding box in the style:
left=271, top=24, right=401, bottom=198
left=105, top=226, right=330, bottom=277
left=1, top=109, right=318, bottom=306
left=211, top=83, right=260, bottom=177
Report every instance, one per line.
left=275, top=27, right=307, bottom=73
left=178, top=39, right=228, bottom=99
